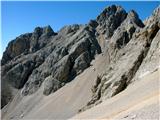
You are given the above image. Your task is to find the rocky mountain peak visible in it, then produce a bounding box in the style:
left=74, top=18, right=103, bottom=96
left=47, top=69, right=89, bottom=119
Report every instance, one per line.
left=33, top=25, right=56, bottom=37
left=1, top=5, right=159, bottom=118
left=79, top=6, right=159, bottom=112
left=97, top=5, right=125, bottom=19
left=126, top=10, right=144, bottom=28
left=95, top=5, right=127, bottom=49
left=33, top=26, right=43, bottom=34
left=43, top=25, right=56, bottom=36
left=96, top=5, right=127, bottom=25
left=128, top=10, right=139, bottom=18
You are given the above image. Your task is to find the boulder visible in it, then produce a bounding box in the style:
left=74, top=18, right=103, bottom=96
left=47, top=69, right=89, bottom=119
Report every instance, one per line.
left=43, top=76, right=63, bottom=95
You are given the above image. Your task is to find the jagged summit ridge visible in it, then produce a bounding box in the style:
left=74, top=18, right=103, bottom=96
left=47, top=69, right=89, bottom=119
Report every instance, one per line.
left=1, top=5, right=160, bottom=118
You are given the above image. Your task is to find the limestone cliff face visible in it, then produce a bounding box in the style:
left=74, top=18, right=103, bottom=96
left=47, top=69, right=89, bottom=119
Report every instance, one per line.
left=1, top=5, right=159, bottom=110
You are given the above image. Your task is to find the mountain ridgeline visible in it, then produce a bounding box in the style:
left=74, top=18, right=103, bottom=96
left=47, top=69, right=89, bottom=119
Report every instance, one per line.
left=1, top=5, right=160, bottom=115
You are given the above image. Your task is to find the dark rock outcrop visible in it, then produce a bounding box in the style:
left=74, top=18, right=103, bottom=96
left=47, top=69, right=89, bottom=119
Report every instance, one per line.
left=1, top=25, right=56, bottom=65
left=95, top=5, right=127, bottom=50
left=42, top=76, right=63, bottom=95
left=96, top=5, right=127, bottom=39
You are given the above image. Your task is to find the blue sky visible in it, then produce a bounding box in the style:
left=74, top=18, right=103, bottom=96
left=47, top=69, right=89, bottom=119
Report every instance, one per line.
left=1, top=1, right=159, bottom=58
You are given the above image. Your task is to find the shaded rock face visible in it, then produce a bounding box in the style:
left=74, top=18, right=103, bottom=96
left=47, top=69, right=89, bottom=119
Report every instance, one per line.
left=96, top=5, right=127, bottom=39
left=107, top=10, right=144, bottom=63
left=1, top=4, right=159, bottom=111
left=95, top=5, right=128, bottom=50
left=1, top=25, right=56, bottom=65
left=1, top=33, right=32, bottom=65
left=21, top=24, right=101, bottom=96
